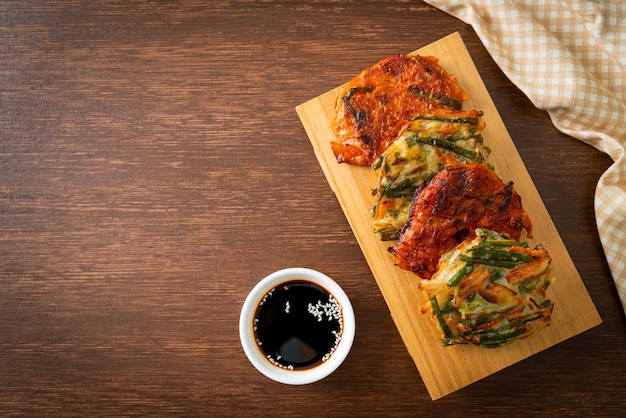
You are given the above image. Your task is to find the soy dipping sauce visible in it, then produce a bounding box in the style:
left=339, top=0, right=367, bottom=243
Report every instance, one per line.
left=253, top=280, right=343, bottom=370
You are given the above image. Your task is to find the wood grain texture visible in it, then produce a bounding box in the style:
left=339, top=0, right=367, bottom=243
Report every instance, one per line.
left=297, top=32, right=601, bottom=399
left=0, top=1, right=624, bottom=416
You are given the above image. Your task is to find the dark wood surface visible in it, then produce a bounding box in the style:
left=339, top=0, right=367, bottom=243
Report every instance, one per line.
left=1, top=1, right=623, bottom=416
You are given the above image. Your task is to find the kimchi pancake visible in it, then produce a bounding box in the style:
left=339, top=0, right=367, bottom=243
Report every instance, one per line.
left=331, top=54, right=470, bottom=166
left=390, top=163, right=532, bottom=280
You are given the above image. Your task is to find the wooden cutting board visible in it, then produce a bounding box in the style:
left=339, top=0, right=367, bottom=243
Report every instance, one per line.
left=295, top=32, right=601, bottom=400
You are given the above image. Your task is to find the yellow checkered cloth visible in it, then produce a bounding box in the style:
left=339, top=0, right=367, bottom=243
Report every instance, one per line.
left=425, top=0, right=626, bottom=315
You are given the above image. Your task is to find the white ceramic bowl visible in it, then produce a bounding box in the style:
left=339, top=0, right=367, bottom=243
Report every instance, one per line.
left=239, top=268, right=355, bottom=385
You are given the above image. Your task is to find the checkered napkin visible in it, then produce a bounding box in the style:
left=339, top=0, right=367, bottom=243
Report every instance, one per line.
left=424, top=0, right=626, bottom=315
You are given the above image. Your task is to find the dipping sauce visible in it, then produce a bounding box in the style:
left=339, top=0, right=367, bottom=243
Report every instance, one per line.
left=253, top=280, right=344, bottom=371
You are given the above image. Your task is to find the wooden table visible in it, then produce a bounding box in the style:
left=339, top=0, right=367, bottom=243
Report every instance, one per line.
left=1, top=1, right=624, bottom=415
